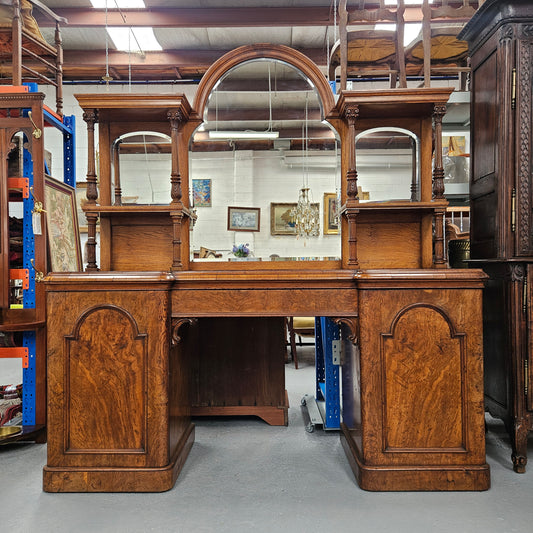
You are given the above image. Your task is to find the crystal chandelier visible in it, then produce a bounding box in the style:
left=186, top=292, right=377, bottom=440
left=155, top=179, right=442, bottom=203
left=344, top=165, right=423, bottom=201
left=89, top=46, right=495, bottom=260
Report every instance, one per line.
left=290, top=93, right=320, bottom=238
left=291, top=187, right=320, bottom=238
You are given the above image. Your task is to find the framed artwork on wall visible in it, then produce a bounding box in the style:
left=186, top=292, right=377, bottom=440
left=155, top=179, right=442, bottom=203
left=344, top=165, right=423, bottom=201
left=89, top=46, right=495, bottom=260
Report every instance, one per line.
left=270, top=203, right=297, bottom=235
left=192, top=178, right=212, bottom=207
left=227, top=206, right=261, bottom=232
left=44, top=176, right=83, bottom=272
left=323, top=193, right=339, bottom=235
left=270, top=202, right=319, bottom=236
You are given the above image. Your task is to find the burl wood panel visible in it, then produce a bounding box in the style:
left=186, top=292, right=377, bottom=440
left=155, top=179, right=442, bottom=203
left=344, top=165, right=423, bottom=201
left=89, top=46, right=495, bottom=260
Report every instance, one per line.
left=189, top=317, right=288, bottom=425
left=66, top=306, right=147, bottom=452
left=341, top=273, right=490, bottom=491
left=43, top=278, right=193, bottom=492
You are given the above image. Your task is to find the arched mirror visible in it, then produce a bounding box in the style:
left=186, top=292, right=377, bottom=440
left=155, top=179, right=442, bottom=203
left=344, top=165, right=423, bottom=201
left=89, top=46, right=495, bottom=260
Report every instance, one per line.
left=189, top=58, right=341, bottom=262
left=355, top=127, right=420, bottom=202
left=112, top=131, right=172, bottom=205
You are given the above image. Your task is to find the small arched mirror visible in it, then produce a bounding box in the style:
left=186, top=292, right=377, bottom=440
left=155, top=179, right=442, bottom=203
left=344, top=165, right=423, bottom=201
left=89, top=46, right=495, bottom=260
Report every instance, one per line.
left=112, top=131, right=171, bottom=205
left=355, top=127, right=420, bottom=202
left=189, top=58, right=341, bottom=262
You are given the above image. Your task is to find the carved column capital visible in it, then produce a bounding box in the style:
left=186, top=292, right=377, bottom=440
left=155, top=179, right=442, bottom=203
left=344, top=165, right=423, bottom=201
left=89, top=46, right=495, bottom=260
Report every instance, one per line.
left=344, top=104, right=359, bottom=125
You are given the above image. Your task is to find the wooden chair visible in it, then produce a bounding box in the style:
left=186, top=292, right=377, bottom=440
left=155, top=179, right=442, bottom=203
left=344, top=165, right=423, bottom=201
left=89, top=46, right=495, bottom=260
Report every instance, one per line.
left=405, top=0, right=477, bottom=90
left=329, top=0, right=407, bottom=91
left=286, top=316, right=316, bottom=370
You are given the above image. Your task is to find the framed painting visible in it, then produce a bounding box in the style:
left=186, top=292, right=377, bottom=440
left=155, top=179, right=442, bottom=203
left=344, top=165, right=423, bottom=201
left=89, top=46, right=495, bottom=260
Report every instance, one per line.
left=44, top=176, right=83, bottom=272
left=270, top=202, right=319, bottom=235
left=227, top=206, right=261, bottom=232
left=323, top=193, right=339, bottom=235
left=270, top=203, right=297, bottom=235
left=192, top=178, right=212, bottom=207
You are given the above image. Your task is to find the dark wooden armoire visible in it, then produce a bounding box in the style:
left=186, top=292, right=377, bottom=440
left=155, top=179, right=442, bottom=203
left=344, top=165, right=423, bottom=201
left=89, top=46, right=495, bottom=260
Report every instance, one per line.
left=460, top=0, right=533, bottom=473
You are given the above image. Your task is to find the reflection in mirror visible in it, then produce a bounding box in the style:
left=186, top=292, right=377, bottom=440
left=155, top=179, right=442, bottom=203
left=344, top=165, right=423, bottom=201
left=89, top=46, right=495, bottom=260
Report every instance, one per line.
left=355, top=127, right=419, bottom=203
left=112, top=131, right=171, bottom=205
left=189, top=59, right=341, bottom=262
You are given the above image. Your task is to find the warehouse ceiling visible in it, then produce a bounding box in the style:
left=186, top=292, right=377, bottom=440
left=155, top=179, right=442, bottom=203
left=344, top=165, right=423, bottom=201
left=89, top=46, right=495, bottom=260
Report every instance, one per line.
left=34, top=0, right=477, bottom=84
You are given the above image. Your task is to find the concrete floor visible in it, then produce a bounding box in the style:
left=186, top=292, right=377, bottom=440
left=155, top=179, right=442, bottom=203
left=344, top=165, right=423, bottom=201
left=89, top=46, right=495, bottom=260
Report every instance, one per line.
left=1, top=346, right=532, bottom=533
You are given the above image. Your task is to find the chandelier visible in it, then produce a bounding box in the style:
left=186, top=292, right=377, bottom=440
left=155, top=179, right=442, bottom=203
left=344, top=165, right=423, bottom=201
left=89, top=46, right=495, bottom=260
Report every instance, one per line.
left=291, top=187, right=319, bottom=238
left=290, top=93, right=320, bottom=239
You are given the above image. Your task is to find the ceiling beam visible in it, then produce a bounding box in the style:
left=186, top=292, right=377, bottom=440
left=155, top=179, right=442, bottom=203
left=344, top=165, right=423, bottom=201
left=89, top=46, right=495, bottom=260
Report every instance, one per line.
left=37, top=5, right=470, bottom=28
left=37, top=7, right=335, bottom=28
left=62, top=47, right=329, bottom=70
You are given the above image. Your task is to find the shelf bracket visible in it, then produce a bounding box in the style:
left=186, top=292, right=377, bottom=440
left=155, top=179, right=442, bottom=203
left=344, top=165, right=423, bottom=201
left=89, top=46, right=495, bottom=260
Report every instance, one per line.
left=0, top=347, right=29, bottom=368
left=9, top=269, right=29, bottom=290
left=7, top=177, right=29, bottom=198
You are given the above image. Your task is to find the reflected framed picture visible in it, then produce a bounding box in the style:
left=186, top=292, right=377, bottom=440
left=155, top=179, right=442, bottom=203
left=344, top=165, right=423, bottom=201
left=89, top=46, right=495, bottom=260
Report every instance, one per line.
left=227, top=206, right=260, bottom=232
left=270, top=202, right=297, bottom=235
left=323, top=193, right=339, bottom=235
left=44, top=176, right=83, bottom=272
left=192, top=178, right=212, bottom=207
left=270, top=202, right=319, bottom=236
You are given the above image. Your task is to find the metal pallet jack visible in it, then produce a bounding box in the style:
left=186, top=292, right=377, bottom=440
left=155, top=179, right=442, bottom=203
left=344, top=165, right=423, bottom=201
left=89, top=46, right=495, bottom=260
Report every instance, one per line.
left=301, top=317, right=341, bottom=432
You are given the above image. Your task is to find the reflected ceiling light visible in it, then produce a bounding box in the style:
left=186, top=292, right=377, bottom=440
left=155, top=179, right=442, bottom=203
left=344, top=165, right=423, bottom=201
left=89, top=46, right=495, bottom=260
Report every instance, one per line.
left=90, top=0, right=146, bottom=7
left=208, top=131, right=279, bottom=140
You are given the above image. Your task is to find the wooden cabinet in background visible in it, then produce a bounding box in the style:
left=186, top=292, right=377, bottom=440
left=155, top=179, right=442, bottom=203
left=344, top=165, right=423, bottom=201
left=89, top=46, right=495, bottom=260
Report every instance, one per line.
left=460, top=0, right=533, bottom=472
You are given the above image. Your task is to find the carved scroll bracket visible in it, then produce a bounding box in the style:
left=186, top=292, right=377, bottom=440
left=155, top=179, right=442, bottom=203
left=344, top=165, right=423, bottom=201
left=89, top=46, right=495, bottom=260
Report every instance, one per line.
left=171, top=318, right=197, bottom=346
left=333, top=317, right=359, bottom=345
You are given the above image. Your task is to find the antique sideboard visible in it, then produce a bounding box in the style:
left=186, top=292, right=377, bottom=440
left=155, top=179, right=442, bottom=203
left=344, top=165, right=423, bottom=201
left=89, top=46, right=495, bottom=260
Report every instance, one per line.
left=42, top=44, right=490, bottom=492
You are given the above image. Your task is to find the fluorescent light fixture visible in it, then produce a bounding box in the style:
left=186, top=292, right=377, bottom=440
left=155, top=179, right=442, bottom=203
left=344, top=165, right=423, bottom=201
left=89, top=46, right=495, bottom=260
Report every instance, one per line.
left=384, top=1, right=433, bottom=5
left=107, top=26, right=162, bottom=52
left=90, top=0, right=146, bottom=8
left=209, top=131, right=279, bottom=140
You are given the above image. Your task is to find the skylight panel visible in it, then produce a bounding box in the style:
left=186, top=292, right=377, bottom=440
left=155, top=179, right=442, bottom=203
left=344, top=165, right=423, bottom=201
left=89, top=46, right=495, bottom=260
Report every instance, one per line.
left=107, top=27, right=162, bottom=52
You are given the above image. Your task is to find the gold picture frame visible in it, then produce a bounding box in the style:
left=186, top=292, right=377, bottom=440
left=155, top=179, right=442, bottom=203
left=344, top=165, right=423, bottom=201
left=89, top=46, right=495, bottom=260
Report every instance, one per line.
left=323, top=193, right=339, bottom=235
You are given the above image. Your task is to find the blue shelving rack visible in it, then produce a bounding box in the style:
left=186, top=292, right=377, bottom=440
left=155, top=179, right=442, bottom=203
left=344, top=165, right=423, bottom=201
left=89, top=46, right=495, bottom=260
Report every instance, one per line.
left=8, top=85, right=76, bottom=427
left=301, top=317, right=341, bottom=431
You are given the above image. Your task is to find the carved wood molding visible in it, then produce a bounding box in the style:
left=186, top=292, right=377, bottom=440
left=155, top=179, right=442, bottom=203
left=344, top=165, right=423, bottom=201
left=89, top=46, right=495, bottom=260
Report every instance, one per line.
left=499, top=24, right=514, bottom=43
left=171, top=318, right=197, bottom=346
left=517, top=40, right=532, bottom=255
left=507, top=263, right=526, bottom=283
left=333, top=317, right=358, bottom=344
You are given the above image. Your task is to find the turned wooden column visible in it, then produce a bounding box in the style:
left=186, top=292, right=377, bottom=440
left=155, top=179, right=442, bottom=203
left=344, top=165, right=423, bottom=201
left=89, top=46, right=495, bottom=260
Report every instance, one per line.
left=432, top=103, right=447, bottom=268
left=82, top=109, right=99, bottom=271
left=113, top=140, right=122, bottom=206
left=344, top=104, right=360, bottom=268
left=54, top=22, right=64, bottom=116
left=168, top=110, right=184, bottom=269
left=12, top=0, right=21, bottom=87
left=168, top=110, right=184, bottom=208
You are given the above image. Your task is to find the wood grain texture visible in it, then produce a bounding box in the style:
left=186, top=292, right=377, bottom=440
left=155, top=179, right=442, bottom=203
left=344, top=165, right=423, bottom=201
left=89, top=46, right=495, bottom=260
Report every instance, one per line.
left=341, top=271, right=490, bottom=490
left=44, top=275, right=193, bottom=492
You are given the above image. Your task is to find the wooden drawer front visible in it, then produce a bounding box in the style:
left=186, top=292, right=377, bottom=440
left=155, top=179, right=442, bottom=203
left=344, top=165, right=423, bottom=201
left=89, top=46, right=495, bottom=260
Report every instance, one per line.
left=172, top=288, right=358, bottom=317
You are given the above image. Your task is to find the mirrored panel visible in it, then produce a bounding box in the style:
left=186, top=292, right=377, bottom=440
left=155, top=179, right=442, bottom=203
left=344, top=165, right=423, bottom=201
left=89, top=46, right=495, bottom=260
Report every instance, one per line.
left=189, top=59, right=341, bottom=262
left=112, top=131, right=172, bottom=205
left=355, top=127, right=419, bottom=202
